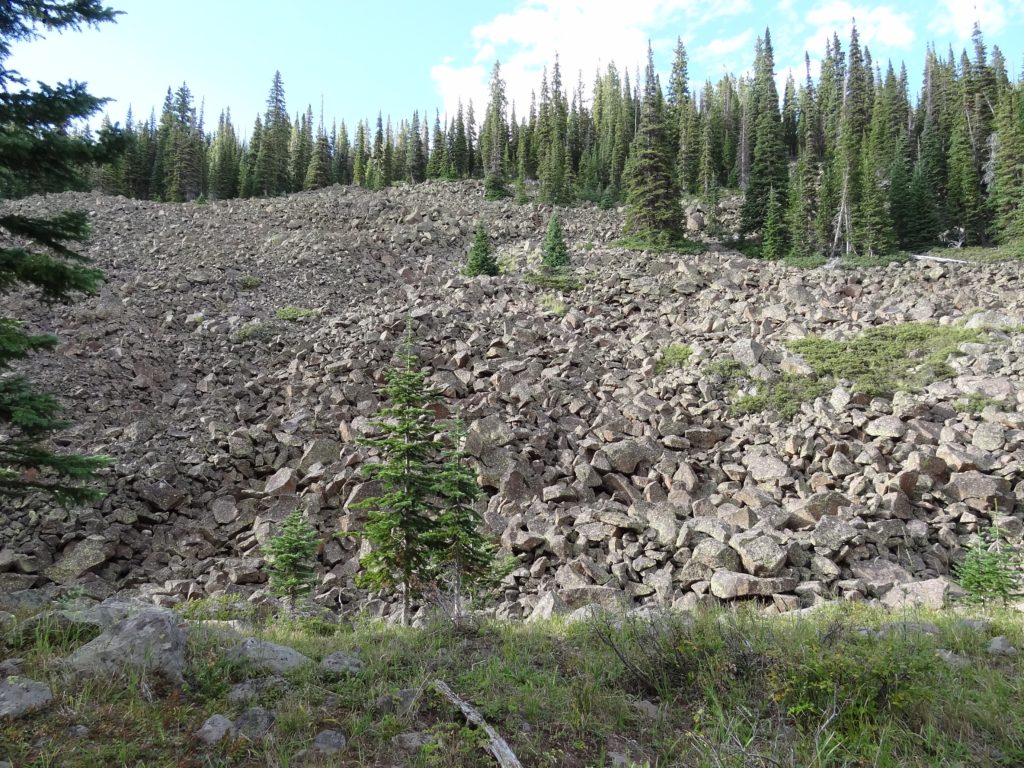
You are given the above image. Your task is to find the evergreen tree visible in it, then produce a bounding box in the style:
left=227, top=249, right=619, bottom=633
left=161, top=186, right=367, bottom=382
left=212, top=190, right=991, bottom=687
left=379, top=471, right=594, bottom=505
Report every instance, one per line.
left=254, top=71, right=291, bottom=195
left=482, top=61, right=510, bottom=198
left=623, top=44, right=682, bottom=246
left=406, top=110, right=426, bottom=183
left=209, top=108, right=241, bottom=199
left=1, top=1, right=119, bottom=504
left=991, top=89, right=1024, bottom=242
left=304, top=116, right=332, bottom=190
left=263, top=510, right=319, bottom=604
left=431, top=423, right=499, bottom=622
left=541, top=212, right=569, bottom=270
left=741, top=30, right=788, bottom=236
left=761, top=187, right=785, bottom=259
left=464, top=224, right=499, bottom=277
left=238, top=115, right=262, bottom=198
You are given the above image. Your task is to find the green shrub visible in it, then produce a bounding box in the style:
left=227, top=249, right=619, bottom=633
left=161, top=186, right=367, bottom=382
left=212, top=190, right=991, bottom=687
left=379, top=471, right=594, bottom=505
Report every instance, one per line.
left=233, top=321, right=277, bottom=342
left=464, top=224, right=499, bottom=277
left=524, top=270, right=581, bottom=292
left=955, top=528, right=1020, bottom=605
left=276, top=305, right=316, bottom=321
left=614, top=235, right=704, bottom=254
left=541, top=213, right=570, bottom=271
left=263, top=509, right=320, bottom=603
left=733, top=374, right=830, bottom=419
left=238, top=274, right=262, bottom=290
left=656, top=343, right=693, bottom=373
left=539, top=294, right=567, bottom=317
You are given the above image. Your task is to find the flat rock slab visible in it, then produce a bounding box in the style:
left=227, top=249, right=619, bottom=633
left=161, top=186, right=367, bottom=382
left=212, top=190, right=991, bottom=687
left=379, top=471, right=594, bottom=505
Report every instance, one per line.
left=196, top=714, right=235, bottom=745
left=228, top=638, right=312, bottom=674
left=64, top=608, right=186, bottom=688
left=0, top=676, right=53, bottom=719
left=320, top=652, right=362, bottom=676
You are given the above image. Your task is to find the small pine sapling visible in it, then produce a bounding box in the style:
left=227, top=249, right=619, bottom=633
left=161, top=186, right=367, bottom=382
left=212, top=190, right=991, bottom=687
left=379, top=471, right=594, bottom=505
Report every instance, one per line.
left=430, top=424, right=502, bottom=622
left=264, top=510, right=320, bottom=606
left=353, top=344, right=444, bottom=625
left=955, top=526, right=1020, bottom=605
left=541, top=212, right=570, bottom=272
left=464, top=224, right=499, bottom=277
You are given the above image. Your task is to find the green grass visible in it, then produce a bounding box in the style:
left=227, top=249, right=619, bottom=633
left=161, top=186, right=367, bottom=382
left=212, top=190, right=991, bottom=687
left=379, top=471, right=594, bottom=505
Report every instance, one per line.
left=3, top=601, right=1022, bottom=767
left=275, top=305, right=316, bottom=321
left=927, top=241, right=1024, bottom=263
left=524, top=269, right=582, bottom=292
left=539, top=294, right=568, bottom=317
left=656, top=343, right=693, bottom=374
left=719, top=323, right=984, bottom=418
left=232, top=321, right=278, bottom=343
left=237, top=275, right=262, bottom=290
left=782, top=253, right=828, bottom=268
left=955, top=393, right=1007, bottom=414
left=613, top=235, right=705, bottom=254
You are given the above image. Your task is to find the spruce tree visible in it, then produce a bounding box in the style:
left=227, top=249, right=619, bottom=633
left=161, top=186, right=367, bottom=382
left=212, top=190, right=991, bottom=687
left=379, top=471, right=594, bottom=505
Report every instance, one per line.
left=761, top=187, right=785, bottom=259
left=263, top=510, right=320, bottom=605
left=431, top=424, right=499, bottom=622
left=1, top=1, right=118, bottom=504
left=991, top=90, right=1024, bottom=243
left=623, top=44, right=682, bottom=246
left=541, top=212, right=569, bottom=270
left=482, top=62, right=510, bottom=198
left=464, top=224, right=499, bottom=277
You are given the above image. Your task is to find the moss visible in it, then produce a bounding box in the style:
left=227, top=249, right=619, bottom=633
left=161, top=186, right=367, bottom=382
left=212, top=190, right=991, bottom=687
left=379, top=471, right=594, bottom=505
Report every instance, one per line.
left=275, top=305, right=316, bottom=321
left=733, top=374, right=831, bottom=419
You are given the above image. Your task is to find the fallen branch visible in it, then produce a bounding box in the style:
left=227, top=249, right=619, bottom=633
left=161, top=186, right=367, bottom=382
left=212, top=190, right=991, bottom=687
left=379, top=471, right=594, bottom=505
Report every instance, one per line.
left=912, top=253, right=970, bottom=265
left=432, top=679, right=523, bottom=768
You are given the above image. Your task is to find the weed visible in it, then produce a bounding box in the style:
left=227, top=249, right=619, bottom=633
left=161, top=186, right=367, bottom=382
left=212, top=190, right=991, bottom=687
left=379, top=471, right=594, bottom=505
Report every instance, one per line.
left=539, top=294, right=568, bottom=317
left=276, top=305, right=316, bottom=321
left=655, top=343, right=693, bottom=374
left=238, top=274, right=262, bottom=290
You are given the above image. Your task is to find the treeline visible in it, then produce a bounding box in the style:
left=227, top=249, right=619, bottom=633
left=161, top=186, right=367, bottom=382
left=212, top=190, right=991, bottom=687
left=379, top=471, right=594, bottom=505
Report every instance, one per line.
left=94, top=22, right=1024, bottom=255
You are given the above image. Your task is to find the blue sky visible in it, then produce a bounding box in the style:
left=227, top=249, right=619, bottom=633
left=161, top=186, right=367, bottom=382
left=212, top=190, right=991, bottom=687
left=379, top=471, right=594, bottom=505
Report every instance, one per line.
left=8, top=0, right=1024, bottom=136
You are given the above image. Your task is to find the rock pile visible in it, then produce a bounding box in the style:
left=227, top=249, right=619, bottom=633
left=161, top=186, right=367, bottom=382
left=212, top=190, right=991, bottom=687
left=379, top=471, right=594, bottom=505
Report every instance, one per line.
left=1, top=181, right=1021, bottom=621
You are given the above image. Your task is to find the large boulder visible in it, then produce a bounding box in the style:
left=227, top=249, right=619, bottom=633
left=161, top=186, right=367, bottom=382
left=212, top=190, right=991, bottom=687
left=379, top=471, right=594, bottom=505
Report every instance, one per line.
left=0, top=676, right=53, bottom=719
left=64, top=608, right=186, bottom=688
left=227, top=638, right=312, bottom=674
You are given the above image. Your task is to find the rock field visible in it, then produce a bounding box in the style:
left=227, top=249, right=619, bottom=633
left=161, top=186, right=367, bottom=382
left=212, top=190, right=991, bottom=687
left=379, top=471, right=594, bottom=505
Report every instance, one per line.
left=1, top=180, right=1022, bottom=622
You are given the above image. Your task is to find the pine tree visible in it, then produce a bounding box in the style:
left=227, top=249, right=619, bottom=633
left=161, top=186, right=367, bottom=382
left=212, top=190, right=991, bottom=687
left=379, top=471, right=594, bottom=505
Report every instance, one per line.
left=431, top=424, right=499, bottom=622
left=541, top=212, right=569, bottom=271
left=263, top=509, right=320, bottom=604
left=623, top=44, right=682, bottom=246
left=991, top=89, right=1024, bottom=243
left=482, top=62, right=510, bottom=198
left=1, top=1, right=118, bottom=504
left=741, top=30, right=788, bottom=237
left=406, top=110, right=426, bottom=183
left=209, top=108, right=241, bottom=199
left=254, top=71, right=291, bottom=195
left=761, top=187, right=785, bottom=259
left=465, top=224, right=499, bottom=276
left=304, top=116, right=332, bottom=190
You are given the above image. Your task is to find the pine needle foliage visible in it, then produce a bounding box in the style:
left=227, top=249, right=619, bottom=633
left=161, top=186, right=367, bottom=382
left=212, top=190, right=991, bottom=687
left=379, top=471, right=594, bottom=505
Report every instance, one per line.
left=955, top=528, right=1020, bottom=605
left=354, top=340, right=498, bottom=625
left=263, top=510, right=320, bottom=603
left=464, top=224, right=499, bottom=277
left=541, top=212, right=569, bottom=271
left=1, top=1, right=120, bottom=505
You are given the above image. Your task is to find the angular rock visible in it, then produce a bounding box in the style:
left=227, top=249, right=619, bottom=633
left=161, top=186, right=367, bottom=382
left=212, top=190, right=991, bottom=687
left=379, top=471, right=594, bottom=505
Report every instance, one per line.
left=235, top=706, right=275, bottom=739
left=865, top=415, right=906, bottom=439
left=44, top=535, right=113, bottom=585
left=709, top=571, right=797, bottom=599
left=733, top=536, right=787, bottom=577
left=880, top=577, right=959, bottom=610
left=320, top=651, right=363, bottom=676
left=228, top=638, right=312, bottom=674
left=196, top=714, right=235, bottom=745
left=813, top=516, right=858, bottom=550
left=65, top=608, right=186, bottom=687
left=0, top=676, right=52, bottom=719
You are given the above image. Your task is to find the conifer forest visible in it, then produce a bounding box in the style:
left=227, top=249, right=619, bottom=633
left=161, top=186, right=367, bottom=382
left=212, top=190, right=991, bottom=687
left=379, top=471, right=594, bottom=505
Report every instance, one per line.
left=89, top=23, right=1024, bottom=258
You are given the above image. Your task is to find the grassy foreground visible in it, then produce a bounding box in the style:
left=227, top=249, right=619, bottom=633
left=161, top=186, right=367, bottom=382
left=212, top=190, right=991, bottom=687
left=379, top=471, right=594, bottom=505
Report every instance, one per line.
left=2, top=601, right=1022, bottom=767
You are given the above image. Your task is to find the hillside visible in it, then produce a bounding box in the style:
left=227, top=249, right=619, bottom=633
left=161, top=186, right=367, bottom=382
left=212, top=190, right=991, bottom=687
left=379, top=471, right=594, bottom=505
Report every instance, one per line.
left=1, top=181, right=1021, bottom=621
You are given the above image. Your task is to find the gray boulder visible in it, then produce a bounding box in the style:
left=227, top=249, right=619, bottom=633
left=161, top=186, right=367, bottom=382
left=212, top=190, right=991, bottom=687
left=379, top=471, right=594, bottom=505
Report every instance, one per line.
left=227, top=638, right=312, bottom=674
left=64, top=608, right=186, bottom=687
left=0, top=676, right=53, bottom=719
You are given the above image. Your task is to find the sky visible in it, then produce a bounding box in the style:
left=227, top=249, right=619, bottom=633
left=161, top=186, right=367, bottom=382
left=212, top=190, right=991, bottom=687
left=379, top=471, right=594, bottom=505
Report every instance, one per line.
left=7, top=0, right=1024, bottom=137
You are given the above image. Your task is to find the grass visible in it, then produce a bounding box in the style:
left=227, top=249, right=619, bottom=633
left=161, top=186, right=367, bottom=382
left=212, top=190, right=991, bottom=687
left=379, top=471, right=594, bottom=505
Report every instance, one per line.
left=237, top=275, right=262, bottom=290
left=927, top=241, right=1024, bottom=264
left=956, top=393, right=1007, bottom=414
left=275, top=306, right=316, bottom=322
left=232, top=321, right=278, bottom=343
left=524, top=269, right=582, bottom=292
left=2, top=601, right=1022, bottom=767
left=539, top=294, right=568, bottom=317
left=655, top=343, right=693, bottom=374
left=733, top=373, right=831, bottom=419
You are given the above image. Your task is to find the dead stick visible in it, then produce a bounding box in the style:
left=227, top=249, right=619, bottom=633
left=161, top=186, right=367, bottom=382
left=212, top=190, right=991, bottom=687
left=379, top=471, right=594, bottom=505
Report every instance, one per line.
left=432, top=679, right=524, bottom=768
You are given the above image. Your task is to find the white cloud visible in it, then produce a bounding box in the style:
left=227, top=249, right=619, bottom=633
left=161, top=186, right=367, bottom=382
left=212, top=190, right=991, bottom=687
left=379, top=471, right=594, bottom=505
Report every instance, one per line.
left=801, top=2, right=916, bottom=60
left=928, top=0, right=1024, bottom=40
left=697, top=29, right=755, bottom=59
left=431, top=0, right=752, bottom=118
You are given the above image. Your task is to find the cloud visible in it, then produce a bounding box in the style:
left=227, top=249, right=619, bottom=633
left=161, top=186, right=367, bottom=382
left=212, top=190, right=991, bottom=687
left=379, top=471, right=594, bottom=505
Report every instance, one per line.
left=697, top=29, right=755, bottom=59
left=928, top=0, right=1024, bottom=40
left=801, top=2, right=916, bottom=59
left=431, top=0, right=753, bottom=118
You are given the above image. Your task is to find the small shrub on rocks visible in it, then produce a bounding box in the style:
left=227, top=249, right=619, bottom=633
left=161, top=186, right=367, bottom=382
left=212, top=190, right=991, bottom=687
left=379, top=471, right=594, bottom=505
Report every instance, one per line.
left=955, top=528, right=1021, bottom=605
left=263, top=510, right=320, bottom=604
left=276, top=306, right=316, bottom=321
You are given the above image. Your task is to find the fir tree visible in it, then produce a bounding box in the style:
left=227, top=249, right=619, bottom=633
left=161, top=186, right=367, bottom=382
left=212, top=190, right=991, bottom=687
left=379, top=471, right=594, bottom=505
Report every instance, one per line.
left=541, top=212, right=569, bottom=271
left=991, top=90, right=1024, bottom=243
left=304, top=117, right=332, bottom=190
left=623, top=44, right=682, bottom=246
left=406, top=110, right=426, bottom=183
left=482, top=62, right=510, bottom=198
left=263, top=510, right=319, bottom=605
left=254, top=71, right=291, bottom=195
left=1, top=1, right=119, bottom=504
left=464, top=224, right=499, bottom=277
left=761, top=187, right=785, bottom=259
